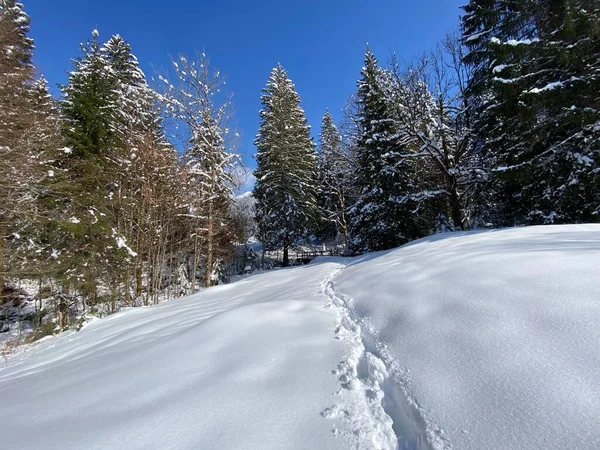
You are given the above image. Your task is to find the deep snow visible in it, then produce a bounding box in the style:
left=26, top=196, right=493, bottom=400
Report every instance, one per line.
left=335, top=224, right=600, bottom=450
left=1, top=224, right=599, bottom=450
left=0, top=262, right=349, bottom=450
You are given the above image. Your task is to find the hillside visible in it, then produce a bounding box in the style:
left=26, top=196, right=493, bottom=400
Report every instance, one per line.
left=1, top=225, right=599, bottom=450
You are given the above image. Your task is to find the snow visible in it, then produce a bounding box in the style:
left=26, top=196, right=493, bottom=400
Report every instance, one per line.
left=464, top=30, right=490, bottom=42
left=490, top=37, right=540, bottom=46
left=2, top=225, right=599, bottom=450
left=527, top=81, right=564, bottom=94
left=492, top=64, right=507, bottom=74
left=0, top=262, right=349, bottom=450
left=574, top=153, right=594, bottom=165
left=335, top=224, right=600, bottom=450
left=112, top=229, right=138, bottom=257
left=115, top=235, right=137, bottom=257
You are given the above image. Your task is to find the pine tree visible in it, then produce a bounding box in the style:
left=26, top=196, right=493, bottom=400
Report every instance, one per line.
left=348, top=49, right=421, bottom=254
left=317, top=110, right=350, bottom=245
left=462, top=0, right=600, bottom=224
left=0, top=0, right=34, bottom=146
left=61, top=30, right=120, bottom=157
left=57, top=31, right=181, bottom=309
left=58, top=30, right=127, bottom=304
left=0, top=0, right=38, bottom=298
left=102, top=35, right=162, bottom=143
left=101, top=34, right=172, bottom=301
left=253, top=64, right=318, bottom=266
left=21, top=76, right=65, bottom=273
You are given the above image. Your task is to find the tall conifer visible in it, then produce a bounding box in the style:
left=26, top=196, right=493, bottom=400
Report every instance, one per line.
left=253, top=64, right=318, bottom=266
left=348, top=49, right=420, bottom=253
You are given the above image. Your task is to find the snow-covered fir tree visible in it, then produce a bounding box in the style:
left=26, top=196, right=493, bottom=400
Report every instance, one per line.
left=103, top=35, right=163, bottom=143
left=57, top=30, right=168, bottom=306
left=317, top=110, right=350, bottom=245
left=0, top=0, right=34, bottom=145
left=0, top=0, right=42, bottom=297
left=253, top=64, right=318, bottom=266
left=21, top=75, right=65, bottom=272
left=101, top=34, right=179, bottom=302
left=61, top=30, right=121, bottom=157
left=348, top=49, right=422, bottom=254
left=57, top=31, right=119, bottom=302
left=462, top=0, right=600, bottom=224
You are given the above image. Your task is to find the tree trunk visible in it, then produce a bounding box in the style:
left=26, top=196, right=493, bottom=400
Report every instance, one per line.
left=135, top=265, right=143, bottom=299
left=282, top=245, right=289, bottom=267
left=338, top=188, right=349, bottom=248
left=448, top=181, right=464, bottom=230
left=204, top=199, right=214, bottom=288
left=124, top=269, right=131, bottom=306
left=0, top=229, right=4, bottom=304
left=191, top=232, right=199, bottom=293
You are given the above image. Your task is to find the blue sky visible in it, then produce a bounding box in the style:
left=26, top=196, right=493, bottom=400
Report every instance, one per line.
left=26, top=0, right=464, bottom=185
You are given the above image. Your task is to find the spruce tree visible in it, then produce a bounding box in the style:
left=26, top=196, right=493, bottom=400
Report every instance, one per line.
left=58, top=30, right=126, bottom=303
left=253, top=64, right=318, bottom=266
left=0, top=0, right=34, bottom=146
left=317, top=110, right=350, bottom=245
left=61, top=30, right=119, bottom=157
left=462, top=0, right=600, bottom=224
left=0, top=0, right=38, bottom=297
left=103, top=35, right=162, bottom=142
left=348, top=49, right=421, bottom=254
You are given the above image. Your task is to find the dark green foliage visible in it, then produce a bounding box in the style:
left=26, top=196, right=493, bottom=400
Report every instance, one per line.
left=253, top=64, right=318, bottom=265
left=61, top=31, right=120, bottom=158
left=462, top=0, right=600, bottom=224
left=316, top=110, right=350, bottom=244
left=56, top=31, right=149, bottom=299
left=348, top=50, right=421, bottom=253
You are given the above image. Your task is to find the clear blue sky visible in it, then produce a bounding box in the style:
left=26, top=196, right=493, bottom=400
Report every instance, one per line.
left=26, top=0, right=464, bottom=178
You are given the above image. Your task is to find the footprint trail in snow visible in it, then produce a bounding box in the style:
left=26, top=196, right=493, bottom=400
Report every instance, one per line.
left=320, top=266, right=449, bottom=450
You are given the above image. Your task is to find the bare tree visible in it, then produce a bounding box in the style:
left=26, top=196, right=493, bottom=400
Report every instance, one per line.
left=386, top=33, right=484, bottom=230
left=161, top=52, right=239, bottom=289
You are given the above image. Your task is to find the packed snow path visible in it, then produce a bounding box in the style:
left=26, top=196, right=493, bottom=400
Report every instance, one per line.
left=2, top=224, right=600, bottom=450
left=320, top=267, right=443, bottom=450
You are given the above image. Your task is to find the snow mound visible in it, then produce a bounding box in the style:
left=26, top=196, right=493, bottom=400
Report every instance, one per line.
left=335, top=224, right=600, bottom=450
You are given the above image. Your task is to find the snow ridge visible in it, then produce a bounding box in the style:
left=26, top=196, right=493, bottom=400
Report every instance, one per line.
left=321, top=267, right=449, bottom=450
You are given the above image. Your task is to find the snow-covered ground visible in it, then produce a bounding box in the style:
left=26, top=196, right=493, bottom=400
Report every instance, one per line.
left=334, top=224, right=600, bottom=450
left=1, top=224, right=599, bottom=450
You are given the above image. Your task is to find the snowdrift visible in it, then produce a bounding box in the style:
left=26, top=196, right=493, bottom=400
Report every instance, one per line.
left=335, top=224, right=600, bottom=450
left=1, top=224, right=599, bottom=450
left=0, top=262, right=348, bottom=450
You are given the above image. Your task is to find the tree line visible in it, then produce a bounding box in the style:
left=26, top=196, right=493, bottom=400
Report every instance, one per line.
left=253, top=0, right=599, bottom=259
left=0, top=0, right=598, bottom=339
left=0, top=1, right=248, bottom=339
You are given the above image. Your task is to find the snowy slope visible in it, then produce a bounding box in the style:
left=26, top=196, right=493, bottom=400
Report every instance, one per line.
left=335, top=224, right=600, bottom=450
left=0, top=261, right=349, bottom=450
left=1, top=225, right=599, bottom=450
